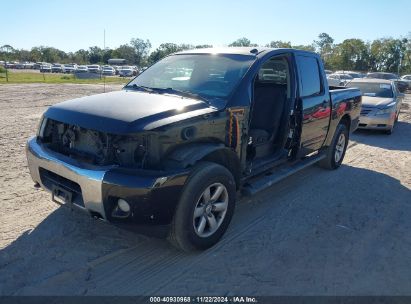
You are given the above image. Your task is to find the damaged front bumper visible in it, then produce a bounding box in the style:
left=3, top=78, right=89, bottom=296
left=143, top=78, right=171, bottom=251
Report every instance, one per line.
left=26, top=136, right=188, bottom=225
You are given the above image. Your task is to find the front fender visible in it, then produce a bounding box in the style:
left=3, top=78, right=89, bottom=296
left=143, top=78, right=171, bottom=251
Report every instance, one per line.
left=164, top=143, right=226, bottom=169
left=163, top=143, right=242, bottom=188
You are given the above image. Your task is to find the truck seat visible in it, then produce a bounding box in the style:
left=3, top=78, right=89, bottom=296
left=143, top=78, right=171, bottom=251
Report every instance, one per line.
left=250, top=82, right=286, bottom=145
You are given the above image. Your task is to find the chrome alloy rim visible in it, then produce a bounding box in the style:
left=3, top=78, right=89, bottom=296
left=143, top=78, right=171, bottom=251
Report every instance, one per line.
left=335, top=133, right=346, bottom=163
left=193, top=183, right=229, bottom=238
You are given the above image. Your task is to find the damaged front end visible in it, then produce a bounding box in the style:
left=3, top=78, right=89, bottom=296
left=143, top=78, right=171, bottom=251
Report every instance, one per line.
left=38, top=118, right=152, bottom=169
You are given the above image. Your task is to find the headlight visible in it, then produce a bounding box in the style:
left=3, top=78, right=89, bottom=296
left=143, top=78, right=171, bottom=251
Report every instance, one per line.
left=375, top=103, right=396, bottom=115
left=37, top=116, right=48, bottom=137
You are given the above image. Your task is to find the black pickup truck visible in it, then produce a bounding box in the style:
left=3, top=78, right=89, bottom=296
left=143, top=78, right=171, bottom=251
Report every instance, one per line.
left=26, top=48, right=361, bottom=251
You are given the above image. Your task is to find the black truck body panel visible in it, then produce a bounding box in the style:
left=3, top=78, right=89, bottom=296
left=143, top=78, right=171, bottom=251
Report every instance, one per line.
left=27, top=47, right=362, bottom=226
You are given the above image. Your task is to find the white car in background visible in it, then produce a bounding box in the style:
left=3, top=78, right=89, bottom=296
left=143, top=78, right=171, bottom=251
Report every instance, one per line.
left=335, top=71, right=364, bottom=79
left=63, top=64, right=78, bottom=73
left=118, top=66, right=135, bottom=77
left=102, top=66, right=116, bottom=76
left=76, top=65, right=88, bottom=73
left=39, top=64, right=52, bottom=73
left=51, top=64, right=63, bottom=73
left=87, top=65, right=101, bottom=74
left=327, top=73, right=354, bottom=86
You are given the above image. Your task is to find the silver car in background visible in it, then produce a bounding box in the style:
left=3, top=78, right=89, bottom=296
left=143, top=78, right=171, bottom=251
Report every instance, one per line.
left=327, top=73, right=354, bottom=86
left=346, top=79, right=404, bottom=134
left=335, top=71, right=365, bottom=79
left=401, top=75, right=411, bottom=89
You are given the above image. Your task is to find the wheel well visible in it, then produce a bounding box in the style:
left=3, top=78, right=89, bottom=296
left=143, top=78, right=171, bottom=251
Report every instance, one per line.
left=339, top=114, right=351, bottom=132
left=201, top=149, right=241, bottom=190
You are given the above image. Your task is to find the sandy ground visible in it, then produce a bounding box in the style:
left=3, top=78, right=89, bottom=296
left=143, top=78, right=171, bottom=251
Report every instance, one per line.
left=0, top=83, right=410, bottom=296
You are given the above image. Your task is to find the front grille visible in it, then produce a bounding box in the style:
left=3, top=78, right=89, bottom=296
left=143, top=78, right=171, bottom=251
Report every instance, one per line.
left=39, top=167, right=84, bottom=207
left=361, top=108, right=373, bottom=116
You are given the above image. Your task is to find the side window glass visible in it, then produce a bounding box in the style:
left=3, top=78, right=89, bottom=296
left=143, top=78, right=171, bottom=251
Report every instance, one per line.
left=296, top=55, right=321, bottom=97
left=258, top=58, right=288, bottom=85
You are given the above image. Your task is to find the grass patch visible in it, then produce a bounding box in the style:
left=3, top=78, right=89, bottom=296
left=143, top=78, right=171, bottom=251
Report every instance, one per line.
left=0, top=71, right=129, bottom=85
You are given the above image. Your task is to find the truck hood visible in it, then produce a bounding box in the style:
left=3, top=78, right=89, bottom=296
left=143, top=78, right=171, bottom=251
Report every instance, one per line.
left=361, top=96, right=394, bottom=108
left=45, top=90, right=219, bottom=134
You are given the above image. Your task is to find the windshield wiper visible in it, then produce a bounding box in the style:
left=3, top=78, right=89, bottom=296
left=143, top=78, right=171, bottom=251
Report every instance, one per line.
left=149, top=87, right=209, bottom=103
left=126, top=84, right=155, bottom=93
left=126, top=85, right=210, bottom=103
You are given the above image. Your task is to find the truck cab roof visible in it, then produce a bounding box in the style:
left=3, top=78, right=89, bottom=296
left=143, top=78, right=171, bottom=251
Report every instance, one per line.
left=175, top=47, right=317, bottom=58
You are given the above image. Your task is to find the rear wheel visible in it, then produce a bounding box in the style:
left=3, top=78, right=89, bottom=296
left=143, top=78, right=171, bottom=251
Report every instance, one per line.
left=168, top=162, right=236, bottom=252
left=319, top=123, right=349, bottom=170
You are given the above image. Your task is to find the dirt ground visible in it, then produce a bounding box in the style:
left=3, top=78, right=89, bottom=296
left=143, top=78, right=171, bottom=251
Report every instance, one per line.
left=0, top=83, right=410, bottom=296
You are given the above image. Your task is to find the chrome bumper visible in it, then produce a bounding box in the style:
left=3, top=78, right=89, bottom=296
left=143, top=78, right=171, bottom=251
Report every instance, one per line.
left=26, top=137, right=113, bottom=219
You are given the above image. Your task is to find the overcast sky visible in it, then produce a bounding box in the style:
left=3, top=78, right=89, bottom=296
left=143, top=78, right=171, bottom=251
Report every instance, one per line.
left=1, top=0, right=410, bottom=52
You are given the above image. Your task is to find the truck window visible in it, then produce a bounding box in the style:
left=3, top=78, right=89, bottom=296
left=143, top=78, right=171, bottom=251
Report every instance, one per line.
left=296, top=55, right=322, bottom=97
left=127, top=54, right=255, bottom=99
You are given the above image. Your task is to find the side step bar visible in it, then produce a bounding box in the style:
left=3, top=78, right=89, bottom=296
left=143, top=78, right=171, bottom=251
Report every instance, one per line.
left=241, top=153, right=326, bottom=196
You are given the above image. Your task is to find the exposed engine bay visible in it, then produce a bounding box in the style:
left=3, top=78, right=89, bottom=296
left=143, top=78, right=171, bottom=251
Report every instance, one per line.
left=39, top=118, right=150, bottom=167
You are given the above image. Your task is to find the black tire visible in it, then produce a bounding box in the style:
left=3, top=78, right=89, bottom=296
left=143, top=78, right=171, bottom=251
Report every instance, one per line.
left=168, top=162, right=236, bottom=252
left=318, top=123, right=349, bottom=170
left=385, top=126, right=393, bottom=135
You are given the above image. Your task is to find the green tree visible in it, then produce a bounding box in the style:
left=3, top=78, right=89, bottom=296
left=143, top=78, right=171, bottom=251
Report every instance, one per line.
left=314, top=33, right=334, bottom=62
left=267, top=40, right=292, bottom=48
left=29, top=47, right=42, bottom=62
left=229, top=37, right=258, bottom=47
left=130, top=38, right=151, bottom=66
left=88, top=46, right=103, bottom=64
left=41, top=47, right=62, bottom=63
left=403, top=33, right=411, bottom=74
left=112, top=44, right=136, bottom=64
left=102, top=48, right=113, bottom=64
left=327, top=39, right=370, bottom=71
left=0, top=45, right=16, bottom=61
left=292, top=44, right=315, bottom=52
left=369, top=38, right=407, bottom=73
left=148, top=43, right=192, bottom=64
left=73, top=49, right=89, bottom=64
left=195, top=44, right=213, bottom=49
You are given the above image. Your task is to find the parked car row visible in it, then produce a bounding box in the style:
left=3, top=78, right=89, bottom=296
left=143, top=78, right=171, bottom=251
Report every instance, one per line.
left=37, top=63, right=140, bottom=76
left=324, top=70, right=407, bottom=135
left=0, top=61, right=141, bottom=77
left=326, top=70, right=411, bottom=91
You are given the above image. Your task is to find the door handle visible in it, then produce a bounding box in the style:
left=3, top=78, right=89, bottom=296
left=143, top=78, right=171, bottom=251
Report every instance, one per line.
left=322, top=100, right=329, bottom=107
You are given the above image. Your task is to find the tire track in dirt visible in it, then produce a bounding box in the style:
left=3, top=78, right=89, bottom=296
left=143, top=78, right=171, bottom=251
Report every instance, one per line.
left=21, top=110, right=406, bottom=295
left=82, top=166, right=321, bottom=295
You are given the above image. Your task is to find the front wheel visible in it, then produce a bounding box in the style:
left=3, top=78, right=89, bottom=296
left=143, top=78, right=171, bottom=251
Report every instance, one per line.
left=318, top=123, right=349, bottom=170
left=168, top=162, right=236, bottom=252
left=385, top=125, right=394, bottom=135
